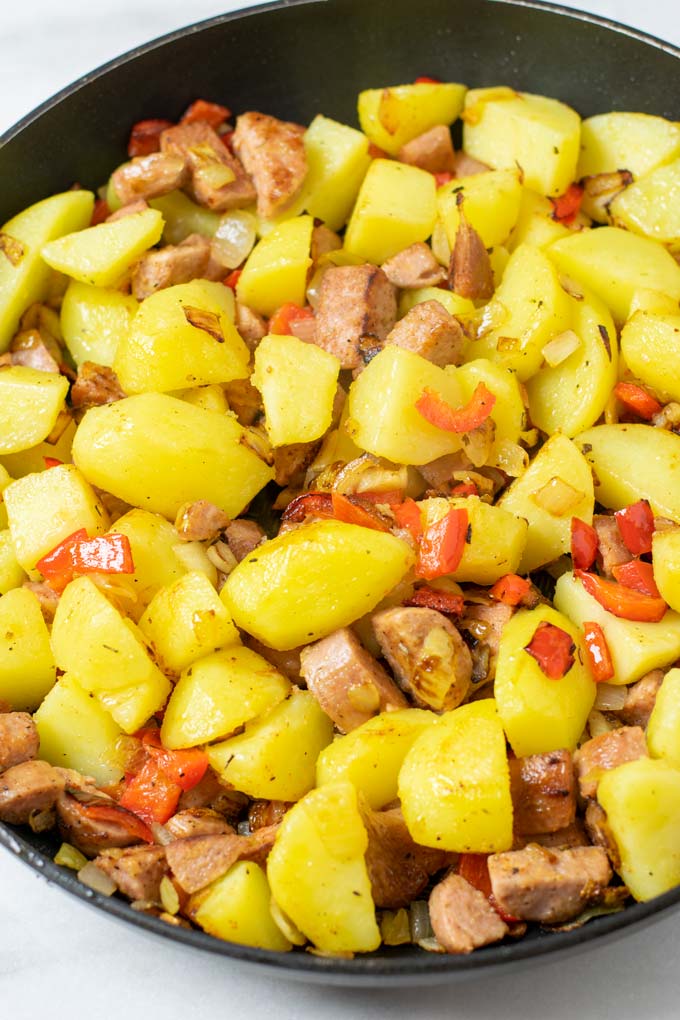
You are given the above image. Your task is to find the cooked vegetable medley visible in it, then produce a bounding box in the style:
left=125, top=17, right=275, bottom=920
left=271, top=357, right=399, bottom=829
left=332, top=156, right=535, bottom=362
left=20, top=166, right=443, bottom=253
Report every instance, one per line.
left=4, top=81, right=680, bottom=957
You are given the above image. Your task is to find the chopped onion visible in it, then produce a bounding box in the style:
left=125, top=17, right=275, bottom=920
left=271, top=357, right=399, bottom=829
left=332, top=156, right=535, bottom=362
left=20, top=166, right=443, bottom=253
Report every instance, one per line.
left=430, top=219, right=451, bottom=266
left=149, top=822, right=175, bottom=847
left=188, top=143, right=236, bottom=190
left=461, top=419, right=495, bottom=468
left=29, top=807, right=55, bottom=833
left=542, top=330, right=582, bottom=367
left=531, top=476, right=584, bottom=517
left=587, top=709, right=617, bottom=739
left=54, top=842, right=88, bottom=871
left=558, top=275, right=584, bottom=301
left=653, top=402, right=680, bottom=430
left=130, top=899, right=160, bottom=913
left=604, top=391, right=619, bottom=425
left=270, top=897, right=307, bottom=945
left=380, top=908, right=411, bottom=946
left=347, top=681, right=381, bottom=714
left=594, top=683, right=627, bottom=712
left=496, top=335, right=519, bottom=352
left=581, top=170, right=633, bottom=223
left=211, top=209, right=257, bottom=269
left=494, top=439, right=529, bottom=477
left=475, top=299, right=508, bottom=339
left=77, top=862, right=117, bottom=897
left=305, top=266, right=327, bottom=310
left=160, top=876, right=180, bottom=916
left=409, top=900, right=433, bottom=942
left=417, top=937, right=445, bottom=953
left=333, top=454, right=407, bottom=497
left=206, top=540, right=238, bottom=575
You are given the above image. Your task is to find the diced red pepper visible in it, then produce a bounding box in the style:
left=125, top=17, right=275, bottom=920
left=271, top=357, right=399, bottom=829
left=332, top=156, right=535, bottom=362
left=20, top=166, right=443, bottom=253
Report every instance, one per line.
left=392, top=497, right=424, bottom=542
left=75, top=800, right=155, bottom=843
left=612, top=559, right=660, bottom=598
left=489, top=573, right=531, bottom=607
left=524, top=621, right=576, bottom=680
left=180, top=99, right=231, bottom=128
left=575, top=569, right=667, bottom=622
left=281, top=491, right=389, bottom=531
left=268, top=302, right=315, bottom=336
left=90, top=198, right=110, bottom=226
left=145, top=745, right=209, bottom=792
left=614, top=381, right=662, bottom=421
left=224, top=268, right=242, bottom=290
left=450, top=481, right=478, bottom=498
left=36, top=529, right=88, bottom=589
left=127, top=118, right=174, bottom=157
left=406, top=587, right=465, bottom=615
left=550, top=183, right=584, bottom=224
left=368, top=143, right=388, bottom=159
left=434, top=171, right=455, bottom=188
left=615, top=500, right=655, bottom=556
left=570, top=517, right=599, bottom=571
left=43, top=457, right=63, bottom=469
left=582, top=621, right=614, bottom=683
left=281, top=491, right=334, bottom=524
left=118, top=758, right=182, bottom=825
left=416, top=508, right=468, bottom=580
left=415, top=383, right=496, bottom=433
left=331, top=492, right=390, bottom=532
left=36, top=530, right=134, bottom=591
left=414, top=75, right=442, bottom=85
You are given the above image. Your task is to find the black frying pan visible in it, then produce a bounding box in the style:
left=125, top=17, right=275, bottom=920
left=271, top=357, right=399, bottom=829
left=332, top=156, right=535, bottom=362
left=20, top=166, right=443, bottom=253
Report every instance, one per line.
left=1, top=0, right=680, bottom=985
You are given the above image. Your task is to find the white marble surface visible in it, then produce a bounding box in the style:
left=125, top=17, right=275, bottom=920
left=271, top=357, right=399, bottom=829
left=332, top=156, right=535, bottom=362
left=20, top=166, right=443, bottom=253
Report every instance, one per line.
left=2, top=1, right=680, bottom=1016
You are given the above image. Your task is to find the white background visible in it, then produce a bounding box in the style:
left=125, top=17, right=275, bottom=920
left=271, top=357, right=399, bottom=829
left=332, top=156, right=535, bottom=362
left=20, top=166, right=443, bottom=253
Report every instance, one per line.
left=2, top=1, right=680, bottom=1017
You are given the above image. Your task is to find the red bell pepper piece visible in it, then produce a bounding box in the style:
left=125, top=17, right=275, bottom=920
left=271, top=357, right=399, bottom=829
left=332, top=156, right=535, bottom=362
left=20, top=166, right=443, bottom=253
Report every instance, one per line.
left=145, top=745, right=209, bottom=792
left=75, top=800, right=154, bottom=843
left=36, top=529, right=88, bottom=589
left=575, top=569, right=667, bottom=622
left=416, top=508, right=468, bottom=580
left=268, top=302, right=315, bottom=336
left=450, top=481, right=478, bottom=498
left=614, top=382, right=662, bottom=421
left=118, top=758, right=182, bottom=825
left=582, top=621, right=614, bottom=683
left=281, top=492, right=333, bottom=524
left=330, top=492, right=390, bottom=532
left=368, top=143, right=388, bottom=159
left=434, top=171, right=455, bottom=188
left=180, top=99, right=231, bottom=128
left=489, top=573, right=531, bottom=607
left=224, top=268, right=242, bottom=290
left=415, top=383, right=496, bottom=433
left=127, top=118, right=174, bottom=157
left=570, top=517, right=599, bottom=570
left=352, top=489, right=404, bottom=506
left=414, top=75, right=442, bottom=84
left=90, top=198, right=110, bottom=226
left=612, top=559, right=660, bottom=598
left=550, top=183, right=584, bottom=224
left=406, top=587, right=465, bottom=615
left=524, top=621, right=576, bottom=680
left=615, top=500, right=655, bottom=555
left=392, top=497, right=424, bottom=542
left=43, top=456, right=63, bottom=469
left=36, top=530, right=134, bottom=591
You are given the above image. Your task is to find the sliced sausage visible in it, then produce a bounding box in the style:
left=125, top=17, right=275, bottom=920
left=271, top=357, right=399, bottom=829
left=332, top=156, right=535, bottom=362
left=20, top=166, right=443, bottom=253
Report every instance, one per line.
left=273, top=442, right=319, bottom=487
left=314, top=264, right=397, bottom=370
left=0, top=760, right=65, bottom=825
left=9, top=330, right=60, bottom=373
left=398, top=125, right=455, bottom=174
left=232, top=111, right=307, bottom=218
left=381, top=243, right=446, bottom=289
left=95, top=845, right=169, bottom=902
left=453, top=152, right=490, bottom=177
left=111, top=153, right=188, bottom=205
left=448, top=213, right=494, bottom=301
left=165, top=808, right=236, bottom=840
left=574, top=726, right=648, bottom=799
left=363, top=806, right=449, bottom=908
left=510, top=750, right=576, bottom=836
left=131, top=233, right=211, bottom=300
left=513, top=820, right=589, bottom=851
left=224, top=519, right=266, bottom=562
left=161, top=121, right=255, bottom=211
left=459, top=597, right=515, bottom=686
left=70, top=362, right=126, bottom=410
left=22, top=582, right=61, bottom=623
left=618, top=670, right=664, bottom=728
left=594, top=515, right=633, bottom=579
left=385, top=300, right=466, bottom=368
left=235, top=302, right=268, bottom=353
left=0, top=713, right=40, bottom=772
left=166, top=824, right=278, bottom=894
left=244, top=638, right=303, bottom=685
left=56, top=793, right=149, bottom=857
left=175, top=499, right=230, bottom=542
left=429, top=872, right=509, bottom=954
left=248, top=799, right=291, bottom=832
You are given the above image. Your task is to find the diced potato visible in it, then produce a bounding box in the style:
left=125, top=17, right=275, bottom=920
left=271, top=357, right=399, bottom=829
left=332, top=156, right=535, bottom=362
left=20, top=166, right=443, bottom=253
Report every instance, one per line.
left=620, top=312, right=680, bottom=402
left=149, top=190, right=220, bottom=244
left=456, top=358, right=526, bottom=463
left=301, top=115, right=371, bottom=231
left=598, top=757, right=680, bottom=901
left=267, top=781, right=380, bottom=952
left=438, top=169, right=523, bottom=249
left=0, top=587, right=56, bottom=709
left=51, top=576, right=170, bottom=733
left=346, top=346, right=464, bottom=465
left=171, top=541, right=217, bottom=587
left=554, top=571, right=680, bottom=686
left=114, top=280, right=249, bottom=394
left=60, top=280, right=138, bottom=368
left=488, top=245, right=510, bottom=286
left=161, top=647, right=289, bottom=750
left=236, top=215, right=313, bottom=317
left=548, top=227, right=680, bottom=324
left=399, top=699, right=513, bottom=852
left=139, top=571, right=240, bottom=676
left=610, top=158, right=680, bottom=246
left=0, top=189, right=94, bottom=352
left=508, top=189, right=571, bottom=251
left=41, top=208, right=164, bottom=288
left=578, top=112, right=680, bottom=179
left=653, top=528, right=680, bottom=614
left=463, top=87, right=581, bottom=196
left=252, top=334, right=340, bottom=447
left=398, top=287, right=475, bottom=321
left=105, top=510, right=186, bottom=621
left=474, top=244, right=572, bottom=381
left=647, top=668, right=680, bottom=767
left=576, top=424, right=680, bottom=521
left=0, top=530, right=25, bottom=594
left=527, top=288, right=618, bottom=436
left=0, top=465, right=10, bottom=531
left=357, top=81, right=466, bottom=156
left=208, top=689, right=334, bottom=800
left=4, top=463, right=109, bottom=571
left=316, top=708, right=436, bottom=809
left=495, top=604, right=595, bottom=755
left=0, top=367, right=69, bottom=455
left=344, top=160, right=437, bottom=265
left=629, top=289, right=680, bottom=317
left=34, top=672, right=125, bottom=785
left=420, top=496, right=527, bottom=584
left=0, top=419, right=76, bottom=480
left=499, top=434, right=594, bottom=573
left=175, top=384, right=231, bottom=414
left=223, top=519, right=414, bottom=650
left=72, top=393, right=273, bottom=521
left=192, top=861, right=291, bottom=951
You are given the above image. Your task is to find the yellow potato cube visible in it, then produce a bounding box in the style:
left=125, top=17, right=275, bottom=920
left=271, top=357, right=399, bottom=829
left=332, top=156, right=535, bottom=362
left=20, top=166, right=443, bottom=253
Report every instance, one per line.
left=208, top=688, right=334, bottom=800
left=621, top=312, right=680, bottom=402
left=647, top=668, right=680, bottom=768
left=508, top=189, right=571, bottom=251
left=653, top=528, right=680, bottom=614
left=236, top=215, right=313, bottom=317
left=499, top=434, right=594, bottom=573
left=223, top=519, right=414, bottom=650
left=346, top=345, right=464, bottom=465
left=192, top=861, right=291, bottom=951
left=398, top=287, right=475, bottom=321
left=420, top=496, right=527, bottom=584
left=495, top=604, right=595, bottom=755
left=105, top=510, right=187, bottom=621
left=554, top=571, right=680, bottom=686
left=114, top=280, right=249, bottom=393
left=578, top=112, right=680, bottom=179
left=149, top=190, right=220, bottom=244
left=438, top=169, right=523, bottom=249
left=34, top=672, right=125, bottom=785
left=358, top=81, right=466, bottom=156
left=302, top=115, right=371, bottom=231
left=0, top=587, right=55, bottom=710
left=252, top=334, right=340, bottom=446
left=0, top=419, right=75, bottom=480
left=41, top=208, right=164, bottom=288
left=344, top=160, right=437, bottom=265
left=597, top=757, right=680, bottom=901
left=628, top=289, right=680, bottom=317
left=463, top=88, right=581, bottom=196
left=5, top=463, right=109, bottom=571
left=72, top=393, right=274, bottom=521
left=0, top=530, right=25, bottom=595
left=175, top=384, right=230, bottom=414
left=161, top=647, right=289, bottom=750
left=399, top=699, right=513, bottom=852
left=0, top=366, right=69, bottom=455
left=60, top=280, right=138, bottom=368
left=267, top=781, right=380, bottom=952
left=548, top=227, right=680, bottom=324
left=0, top=189, right=94, bottom=352
left=610, top=158, right=680, bottom=246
